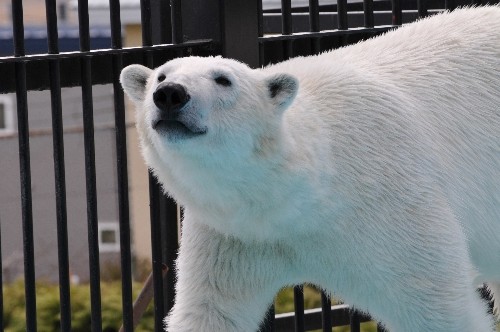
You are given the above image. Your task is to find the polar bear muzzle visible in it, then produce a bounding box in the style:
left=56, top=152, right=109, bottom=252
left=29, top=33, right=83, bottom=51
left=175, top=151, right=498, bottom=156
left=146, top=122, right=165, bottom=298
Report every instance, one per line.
left=153, top=83, right=190, bottom=113
left=151, top=83, right=206, bottom=140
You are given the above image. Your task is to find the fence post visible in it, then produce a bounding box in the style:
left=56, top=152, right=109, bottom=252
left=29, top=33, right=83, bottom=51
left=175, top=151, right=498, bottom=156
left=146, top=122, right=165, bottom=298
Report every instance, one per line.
left=182, top=0, right=260, bottom=68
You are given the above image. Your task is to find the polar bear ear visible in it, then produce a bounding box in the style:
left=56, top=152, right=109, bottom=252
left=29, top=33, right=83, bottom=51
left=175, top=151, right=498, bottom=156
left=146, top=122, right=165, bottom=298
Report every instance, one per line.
left=266, top=73, right=298, bottom=109
left=120, top=64, right=153, bottom=102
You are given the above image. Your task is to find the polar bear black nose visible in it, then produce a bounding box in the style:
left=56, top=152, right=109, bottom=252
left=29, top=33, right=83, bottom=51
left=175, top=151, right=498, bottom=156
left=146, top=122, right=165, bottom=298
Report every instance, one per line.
left=153, top=83, right=190, bottom=112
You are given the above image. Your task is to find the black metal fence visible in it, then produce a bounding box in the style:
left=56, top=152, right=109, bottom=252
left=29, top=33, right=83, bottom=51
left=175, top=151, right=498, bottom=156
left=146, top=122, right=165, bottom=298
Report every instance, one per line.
left=0, top=0, right=494, bottom=331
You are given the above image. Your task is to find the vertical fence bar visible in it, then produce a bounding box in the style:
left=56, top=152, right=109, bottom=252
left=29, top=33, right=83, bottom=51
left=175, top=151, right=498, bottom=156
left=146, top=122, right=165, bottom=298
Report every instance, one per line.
left=82, top=55, right=102, bottom=332
left=45, top=0, right=72, bottom=330
left=149, top=176, right=165, bottom=332
left=140, top=1, right=165, bottom=330
left=309, top=0, right=320, bottom=31
left=16, top=63, right=36, bottom=332
left=46, top=0, right=59, bottom=52
left=78, top=0, right=91, bottom=51
left=108, top=0, right=134, bottom=331
left=162, top=0, right=181, bottom=316
left=281, top=0, right=292, bottom=34
left=337, top=0, right=348, bottom=30
left=320, top=291, right=331, bottom=332
left=293, top=285, right=305, bottom=331
left=160, top=195, right=178, bottom=313
left=12, top=1, right=37, bottom=330
left=363, top=0, right=374, bottom=28
left=113, top=53, right=134, bottom=332
left=161, top=0, right=172, bottom=43
left=258, top=0, right=265, bottom=66
left=49, top=58, right=72, bottom=332
left=445, top=0, right=456, bottom=10
left=0, top=220, right=3, bottom=330
left=257, top=0, right=265, bottom=66
left=109, top=0, right=123, bottom=49
left=78, top=0, right=102, bottom=330
left=350, top=310, right=361, bottom=332
left=417, top=0, right=428, bottom=18
left=171, top=0, right=182, bottom=44
left=309, top=0, right=321, bottom=54
left=141, top=0, right=153, bottom=47
left=12, top=0, right=25, bottom=57
left=391, top=0, right=402, bottom=26
left=281, top=0, right=293, bottom=59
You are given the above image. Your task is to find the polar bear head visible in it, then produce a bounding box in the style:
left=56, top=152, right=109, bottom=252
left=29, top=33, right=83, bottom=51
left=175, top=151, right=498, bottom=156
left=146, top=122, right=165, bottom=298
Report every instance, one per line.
left=120, top=56, right=298, bottom=164
left=120, top=56, right=299, bottom=211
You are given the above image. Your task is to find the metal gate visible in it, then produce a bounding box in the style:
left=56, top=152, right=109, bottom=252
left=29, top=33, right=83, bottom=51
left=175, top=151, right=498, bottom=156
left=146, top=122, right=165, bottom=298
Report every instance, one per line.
left=0, top=0, right=493, bottom=331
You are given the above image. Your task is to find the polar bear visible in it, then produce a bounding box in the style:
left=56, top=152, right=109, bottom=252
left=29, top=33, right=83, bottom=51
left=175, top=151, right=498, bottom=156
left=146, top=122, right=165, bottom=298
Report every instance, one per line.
left=121, top=6, right=500, bottom=332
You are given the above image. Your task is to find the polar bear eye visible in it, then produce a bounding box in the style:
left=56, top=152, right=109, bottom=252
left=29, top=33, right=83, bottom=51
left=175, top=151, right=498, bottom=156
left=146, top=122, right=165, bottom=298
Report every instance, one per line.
left=214, top=75, right=232, bottom=87
left=158, top=74, right=166, bottom=82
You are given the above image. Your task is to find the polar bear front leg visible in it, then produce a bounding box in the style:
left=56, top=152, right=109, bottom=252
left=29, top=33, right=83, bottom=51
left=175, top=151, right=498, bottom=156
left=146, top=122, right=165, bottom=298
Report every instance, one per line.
left=165, top=220, right=296, bottom=332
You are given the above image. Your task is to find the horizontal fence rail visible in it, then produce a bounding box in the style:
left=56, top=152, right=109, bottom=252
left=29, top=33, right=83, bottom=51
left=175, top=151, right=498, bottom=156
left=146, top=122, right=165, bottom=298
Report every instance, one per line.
left=0, top=42, right=215, bottom=94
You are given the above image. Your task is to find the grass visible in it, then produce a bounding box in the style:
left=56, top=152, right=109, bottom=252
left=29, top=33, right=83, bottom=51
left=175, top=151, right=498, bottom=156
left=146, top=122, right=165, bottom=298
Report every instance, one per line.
left=3, top=280, right=154, bottom=332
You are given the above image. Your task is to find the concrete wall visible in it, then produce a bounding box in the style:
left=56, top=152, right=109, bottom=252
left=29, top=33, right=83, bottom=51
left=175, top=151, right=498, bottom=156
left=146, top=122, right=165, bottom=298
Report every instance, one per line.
left=0, top=86, right=122, bottom=283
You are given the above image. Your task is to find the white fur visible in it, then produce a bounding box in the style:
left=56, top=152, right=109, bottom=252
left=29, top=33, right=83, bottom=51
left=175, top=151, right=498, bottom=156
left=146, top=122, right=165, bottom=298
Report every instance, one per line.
left=121, top=7, right=500, bottom=331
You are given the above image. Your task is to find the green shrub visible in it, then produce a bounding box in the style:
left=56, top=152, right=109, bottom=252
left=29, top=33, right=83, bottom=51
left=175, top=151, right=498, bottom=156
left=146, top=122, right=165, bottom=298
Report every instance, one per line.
left=275, top=285, right=326, bottom=314
left=3, top=280, right=27, bottom=332
left=2, top=280, right=154, bottom=332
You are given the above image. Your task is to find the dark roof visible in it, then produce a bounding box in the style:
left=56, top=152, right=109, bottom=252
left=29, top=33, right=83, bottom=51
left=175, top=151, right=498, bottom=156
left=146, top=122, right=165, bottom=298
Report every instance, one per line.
left=0, top=25, right=112, bottom=56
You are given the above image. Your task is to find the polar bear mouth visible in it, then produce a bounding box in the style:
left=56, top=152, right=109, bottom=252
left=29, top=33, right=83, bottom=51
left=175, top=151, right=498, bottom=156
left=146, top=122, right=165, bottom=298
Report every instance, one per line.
left=152, top=119, right=207, bottom=140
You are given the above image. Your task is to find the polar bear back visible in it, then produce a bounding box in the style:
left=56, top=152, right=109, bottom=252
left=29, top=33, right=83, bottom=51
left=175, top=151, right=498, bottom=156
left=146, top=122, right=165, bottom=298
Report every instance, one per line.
left=267, top=6, right=500, bottom=279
